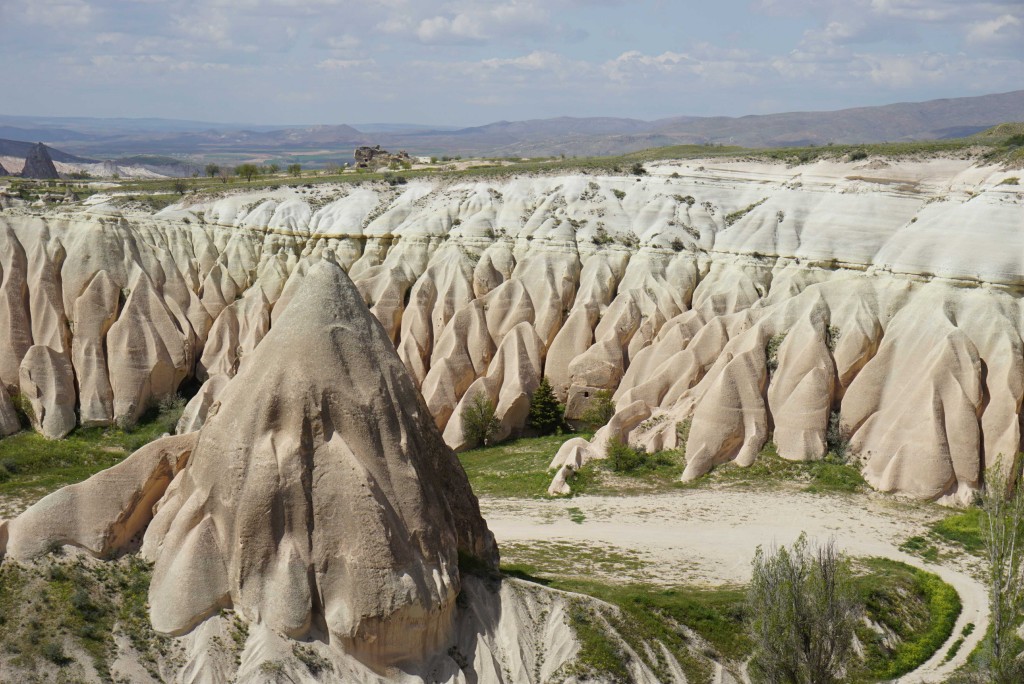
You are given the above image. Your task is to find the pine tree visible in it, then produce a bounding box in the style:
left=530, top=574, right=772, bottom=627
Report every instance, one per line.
left=527, top=377, right=563, bottom=436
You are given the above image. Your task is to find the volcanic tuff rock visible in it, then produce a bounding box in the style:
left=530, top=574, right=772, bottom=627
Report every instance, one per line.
left=0, top=156, right=1021, bottom=501
left=0, top=258, right=698, bottom=682
left=0, top=160, right=9, bottom=176
left=20, top=142, right=60, bottom=179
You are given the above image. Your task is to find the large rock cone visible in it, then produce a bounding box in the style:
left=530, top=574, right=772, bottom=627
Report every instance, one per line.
left=140, top=258, right=497, bottom=668
left=21, top=143, right=59, bottom=179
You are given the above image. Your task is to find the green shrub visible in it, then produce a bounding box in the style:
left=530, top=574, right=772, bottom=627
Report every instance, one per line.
left=580, top=390, right=615, bottom=428
left=605, top=440, right=674, bottom=474
left=765, top=332, right=786, bottom=376
left=611, top=188, right=626, bottom=200
left=461, top=392, right=500, bottom=448
left=630, top=162, right=647, bottom=176
left=606, top=439, right=647, bottom=473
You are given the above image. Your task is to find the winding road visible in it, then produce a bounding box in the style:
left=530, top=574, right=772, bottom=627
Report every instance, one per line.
left=481, top=489, right=986, bottom=683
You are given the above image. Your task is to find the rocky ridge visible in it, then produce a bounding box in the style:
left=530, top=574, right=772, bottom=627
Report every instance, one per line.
left=0, top=156, right=1021, bottom=501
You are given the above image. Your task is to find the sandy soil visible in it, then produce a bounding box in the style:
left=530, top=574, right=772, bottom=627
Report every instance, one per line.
left=482, top=488, right=987, bottom=684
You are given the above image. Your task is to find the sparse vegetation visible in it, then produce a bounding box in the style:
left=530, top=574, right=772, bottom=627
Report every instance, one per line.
left=611, top=188, right=626, bottom=200
left=725, top=197, right=768, bottom=226
left=460, top=391, right=500, bottom=448
left=0, top=554, right=173, bottom=680
left=579, top=389, right=615, bottom=428
left=765, top=332, right=786, bottom=376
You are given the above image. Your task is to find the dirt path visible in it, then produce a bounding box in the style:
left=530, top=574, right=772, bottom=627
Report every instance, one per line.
left=481, top=489, right=986, bottom=683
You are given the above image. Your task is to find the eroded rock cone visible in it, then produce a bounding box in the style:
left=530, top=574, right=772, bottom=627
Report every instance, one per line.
left=140, top=258, right=497, bottom=668
left=21, top=143, right=59, bottom=180
left=0, top=160, right=10, bottom=177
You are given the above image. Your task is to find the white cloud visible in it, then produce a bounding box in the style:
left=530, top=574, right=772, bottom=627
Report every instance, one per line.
left=316, top=58, right=375, bottom=70
left=416, top=14, right=487, bottom=44
left=967, top=13, right=1022, bottom=45
left=14, top=0, right=94, bottom=27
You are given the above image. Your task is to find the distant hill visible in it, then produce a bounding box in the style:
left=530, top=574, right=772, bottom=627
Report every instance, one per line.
left=379, top=90, right=1024, bottom=156
left=3, top=90, right=1022, bottom=161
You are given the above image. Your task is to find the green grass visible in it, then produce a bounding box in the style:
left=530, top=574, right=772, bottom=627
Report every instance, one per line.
left=458, top=435, right=867, bottom=498
left=457, top=433, right=592, bottom=498
left=930, top=508, right=983, bottom=555
left=695, top=441, right=867, bottom=495
left=500, top=556, right=957, bottom=683
left=0, top=555, right=169, bottom=680
left=900, top=507, right=985, bottom=563
left=503, top=563, right=744, bottom=683
left=854, top=558, right=962, bottom=681
left=0, top=399, right=184, bottom=500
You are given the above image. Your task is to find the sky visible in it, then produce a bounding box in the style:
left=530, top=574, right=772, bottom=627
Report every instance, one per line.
left=0, top=0, right=1021, bottom=127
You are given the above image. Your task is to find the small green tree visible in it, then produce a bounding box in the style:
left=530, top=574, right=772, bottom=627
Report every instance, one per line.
left=288, top=163, right=302, bottom=177
left=527, top=377, right=563, bottom=436
left=747, top=534, right=858, bottom=684
left=171, top=178, right=189, bottom=195
left=580, top=389, right=615, bottom=428
left=979, top=457, right=1024, bottom=683
left=267, top=163, right=280, bottom=175
left=205, top=163, right=220, bottom=178
left=462, top=392, right=499, bottom=448
left=236, top=164, right=259, bottom=182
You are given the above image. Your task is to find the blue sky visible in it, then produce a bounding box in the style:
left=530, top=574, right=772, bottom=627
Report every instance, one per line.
left=1, top=0, right=1021, bottom=126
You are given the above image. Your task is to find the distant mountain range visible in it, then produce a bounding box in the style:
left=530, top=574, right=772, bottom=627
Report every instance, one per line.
left=2, top=90, right=1022, bottom=164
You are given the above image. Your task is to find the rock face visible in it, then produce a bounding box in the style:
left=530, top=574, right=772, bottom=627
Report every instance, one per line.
left=21, top=142, right=59, bottom=179
left=0, top=160, right=9, bottom=176
left=141, top=259, right=497, bottom=667
left=354, top=144, right=410, bottom=169
left=0, top=255, right=713, bottom=683
left=0, top=156, right=1021, bottom=500
left=1, top=259, right=512, bottom=676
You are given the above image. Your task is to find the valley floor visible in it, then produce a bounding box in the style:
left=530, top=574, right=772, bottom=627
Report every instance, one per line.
left=482, top=488, right=987, bottom=683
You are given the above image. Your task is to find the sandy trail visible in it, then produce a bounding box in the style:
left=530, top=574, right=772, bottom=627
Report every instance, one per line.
left=481, top=489, right=986, bottom=684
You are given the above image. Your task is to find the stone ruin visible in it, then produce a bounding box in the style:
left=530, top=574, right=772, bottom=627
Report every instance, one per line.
left=353, top=144, right=412, bottom=169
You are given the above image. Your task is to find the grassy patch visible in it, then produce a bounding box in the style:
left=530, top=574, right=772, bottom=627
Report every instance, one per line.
left=0, top=554, right=173, bottom=681
left=459, top=435, right=866, bottom=499
left=502, top=554, right=960, bottom=683
left=696, top=441, right=866, bottom=495
left=500, top=540, right=649, bottom=582
left=0, top=399, right=184, bottom=500
left=901, top=507, right=984, bottom=563
left=529, top=572, right=745, bottom=683
left=457, top=433, right=592, bottom=498
left=930, top=508, right=983, bottom=555
left=854, top=558, right=961, bottom=681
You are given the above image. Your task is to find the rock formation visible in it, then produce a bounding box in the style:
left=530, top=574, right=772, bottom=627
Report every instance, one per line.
left=354, top=144, right=411, bottom=169
left=0, top=257, right=698, bottom=682
left=0, top=155, right=1021, bottom=501
left=21, top=142, right=60, bottom=179
left=0, top=160, right=10, bottom=176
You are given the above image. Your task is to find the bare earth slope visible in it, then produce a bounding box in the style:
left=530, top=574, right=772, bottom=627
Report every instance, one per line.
left=0, top=156, right=1022, bottom=500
